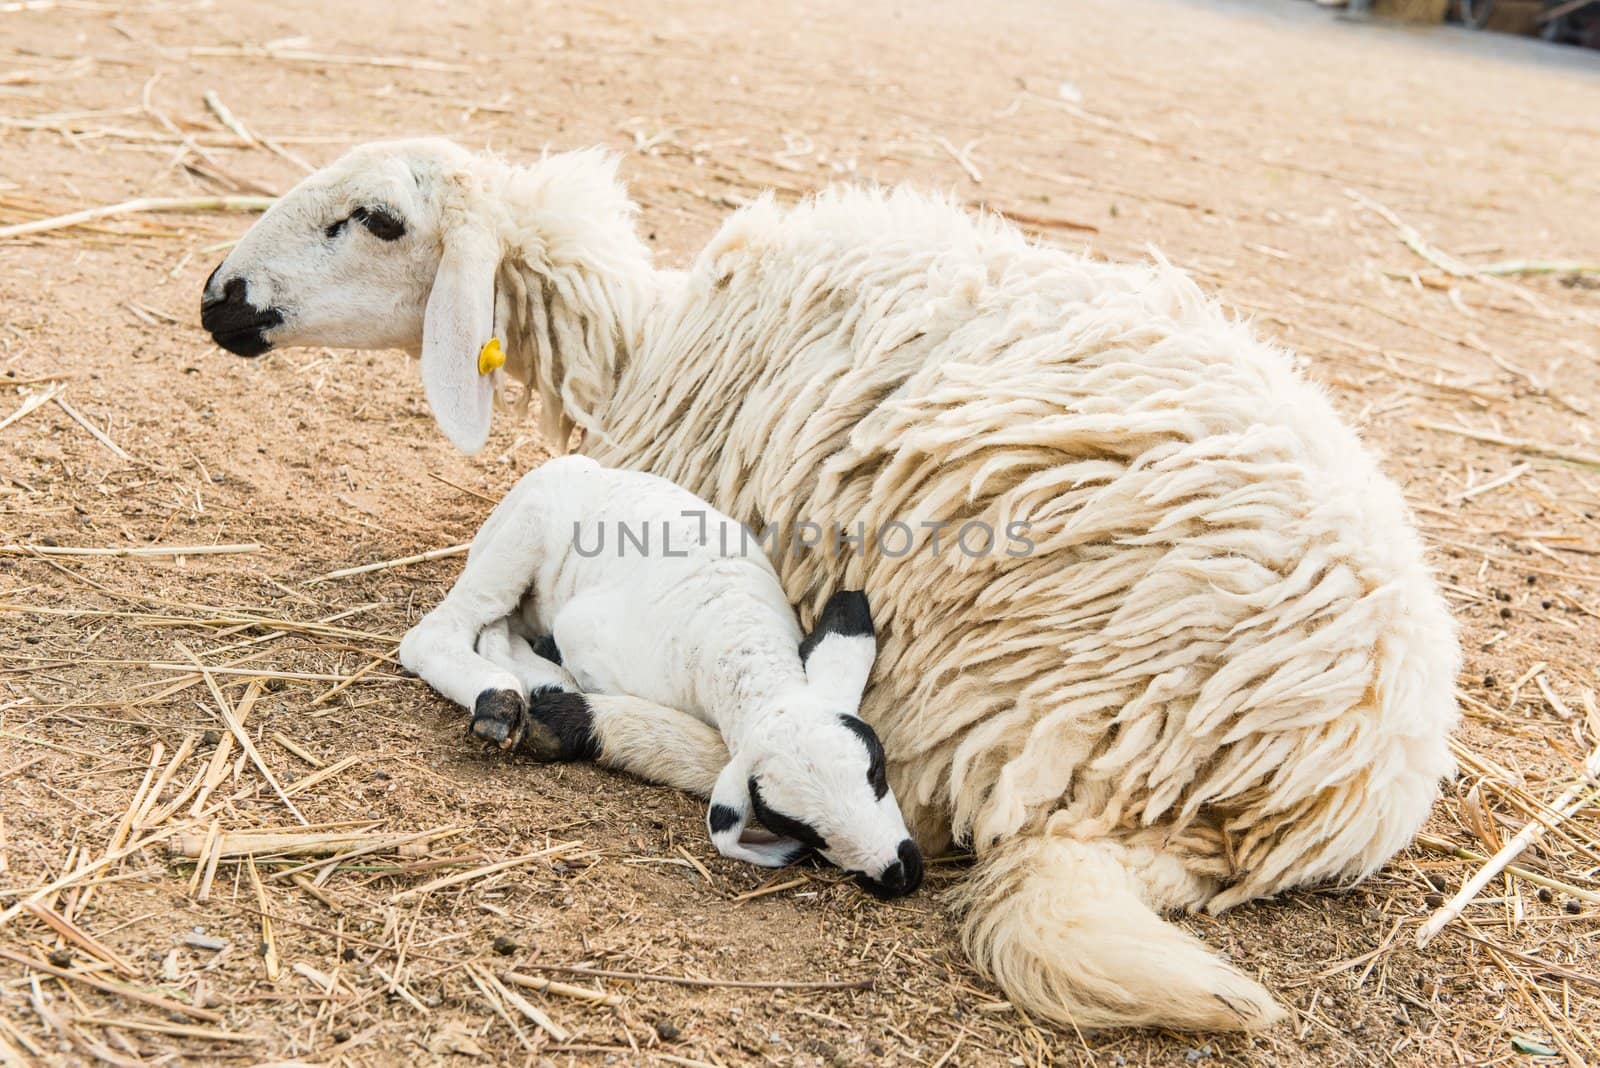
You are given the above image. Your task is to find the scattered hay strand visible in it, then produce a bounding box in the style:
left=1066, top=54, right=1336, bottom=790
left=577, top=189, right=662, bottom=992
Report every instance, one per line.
left=502, top=971, right=623, bottom=1007
left=370, top=963, right=430, bottom=1015
left=730, top=875, right=808, bottom=904
left=1449, top=462, right=1531, bottom=503
left=185, top=648, right=309, bottom=825
left=1412, top=420, right=1600, bottom=471
left=279, top=756, right=362, bottom=798
left=139, top=662, right=409, bottom=683
left=0, top=383, right=65, bottom=432
left=189, top=819, right=221, bottom=900
left=933, top=135, right=983, bottom=184
left=1347, top=188, right=1478, bottom=277
left=170, top=826, right=440, bottom=861
left=0, top=542, right=261, bottom=558
left=1417, top=776, right=1600, bottom=946
left=270, top=731, right=324, bottom=767
left=0, top=947, right=223, bottom=1023
left=202, top=88, right=314, bottom=173
left=519, top=963, right=875, bottom=992
left=68, top=1016, right=263, bottom=1044
left=0, top=194, right=274, bottom=240
left=131, top=732, right=197, bottom=828
left=304, top=542, right=470, bottom=585
left=464, top=965, right=538, bottom=1052
left=20, top=901, right=139, bottom=976
left=1475, top=259, right=1600, bottom=277
left=52, top=395, right=132, bottom=461
left=269, top=825, right=461, bottom=883
left=172, top=824, right=448, bottom=863
left=1414, top=835, right=1600, bottom=907
left=477, top=966, right=571, bottom=1042
left=190, top=680, right=260, bottom=815
left=390, top=840, right=582, bottom=901
left=246, top=855, right=281, bottom=981
left=181, top=44, right=472, bottom=73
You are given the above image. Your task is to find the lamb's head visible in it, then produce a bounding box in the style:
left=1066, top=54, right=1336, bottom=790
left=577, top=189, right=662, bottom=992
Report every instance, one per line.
left=706, top=592, right=924, bottom=900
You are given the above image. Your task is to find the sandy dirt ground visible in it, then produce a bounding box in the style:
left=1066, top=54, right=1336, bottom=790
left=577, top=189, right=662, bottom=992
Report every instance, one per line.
left=2, top=0, right=1599, bottom=1065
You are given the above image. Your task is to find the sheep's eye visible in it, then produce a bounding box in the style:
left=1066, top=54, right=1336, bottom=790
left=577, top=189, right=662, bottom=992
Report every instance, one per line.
left=325, top=208, right=407, bottom=243
left=353, top=206, right=406, bottom=242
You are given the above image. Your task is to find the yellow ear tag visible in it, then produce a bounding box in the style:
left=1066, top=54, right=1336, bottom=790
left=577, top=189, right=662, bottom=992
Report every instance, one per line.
left=477, top=337, right=505, bottom=376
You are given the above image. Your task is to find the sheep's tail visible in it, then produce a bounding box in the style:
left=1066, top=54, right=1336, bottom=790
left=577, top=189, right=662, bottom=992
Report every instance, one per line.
left=954, top=833, right=1286, bottom=1032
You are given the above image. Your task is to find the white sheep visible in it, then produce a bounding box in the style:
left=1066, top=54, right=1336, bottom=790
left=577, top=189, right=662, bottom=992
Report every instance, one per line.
left=397, top=454, right=924, bottom=898
left=203, top=138, right=1460, bottom=1032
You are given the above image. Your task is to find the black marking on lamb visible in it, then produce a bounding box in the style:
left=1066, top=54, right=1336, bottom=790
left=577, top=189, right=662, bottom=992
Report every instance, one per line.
left=748, top=777, right=829, bottom=853
left=798, top=590, right=874, bottom=664
left=531, top=634, right=562, bottom=665
left=518, top=687, right=598, bottom=761
left=838, top=714, right=890, bottom=800
left=707, top=804, right=742, bottom=835
left=855, top=838, right=923, bottom=899
left=470, top=688, right=526, bottom=750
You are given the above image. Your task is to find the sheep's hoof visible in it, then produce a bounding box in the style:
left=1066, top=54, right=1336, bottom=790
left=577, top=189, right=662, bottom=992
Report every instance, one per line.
left=519, top=688, right=599, bottom=762
left=470, top=689, right=527, bottom=751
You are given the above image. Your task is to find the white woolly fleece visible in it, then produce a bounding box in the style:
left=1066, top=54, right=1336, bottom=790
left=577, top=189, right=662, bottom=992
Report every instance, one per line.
left=576, top=184, right=1459, bottom=1028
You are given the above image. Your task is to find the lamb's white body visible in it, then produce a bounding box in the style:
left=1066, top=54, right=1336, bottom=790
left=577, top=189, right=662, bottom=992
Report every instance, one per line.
left=206, top=139, right=1461, bottom=1031
left=398, top=455, right=922, bottom=895
left=400, top=455, right=796, bottom=723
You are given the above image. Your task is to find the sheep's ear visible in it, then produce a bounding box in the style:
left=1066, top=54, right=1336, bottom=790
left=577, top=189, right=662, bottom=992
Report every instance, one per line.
left=707, top=761, right=802, bottom=868
left=799, top=590, right=876, bottom=707
left=421, top=221, right=499, bottom=455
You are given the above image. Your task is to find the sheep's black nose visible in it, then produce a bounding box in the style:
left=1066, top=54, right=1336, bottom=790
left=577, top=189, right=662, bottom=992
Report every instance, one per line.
left=200, top=273, right=282, bottom=358
left=858, top=838, right=924, bottom=900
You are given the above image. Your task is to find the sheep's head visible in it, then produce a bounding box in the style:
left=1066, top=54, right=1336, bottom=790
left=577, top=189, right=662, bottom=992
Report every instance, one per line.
left=202, top=138, right=471, bottom=356
left=201, top=137, right=506, bottom=453
left=707, top=591, right=924, bottom=900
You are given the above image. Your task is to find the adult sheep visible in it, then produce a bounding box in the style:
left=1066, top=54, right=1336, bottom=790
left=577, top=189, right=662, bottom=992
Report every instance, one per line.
left=200, top=138, right=1459, bottom=1032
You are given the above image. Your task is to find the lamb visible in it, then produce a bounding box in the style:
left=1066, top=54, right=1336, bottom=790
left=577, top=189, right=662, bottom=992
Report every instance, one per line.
left=201, top=137, right=1460, bottom=1032
left=397, top=454, right=924, bottom=899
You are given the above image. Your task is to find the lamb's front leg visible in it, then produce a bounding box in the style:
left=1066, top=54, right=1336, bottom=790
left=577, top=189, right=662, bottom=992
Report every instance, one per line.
left=398, top=508, right=551, bottom=749
left=477, top=618, right=576, bottom=695
left=519, top=689, right=729, bottom=798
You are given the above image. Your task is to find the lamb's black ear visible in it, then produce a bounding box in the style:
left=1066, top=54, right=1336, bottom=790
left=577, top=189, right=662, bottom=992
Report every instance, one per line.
left=707, top=760, right=803, bottom=868
left=800, top=591, right=875, bottom=707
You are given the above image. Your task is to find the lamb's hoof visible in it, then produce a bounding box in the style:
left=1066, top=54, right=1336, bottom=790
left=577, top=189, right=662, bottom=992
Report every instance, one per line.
left=518, top=688, right=599, bottom=761
left=470, top=689, right=526, bottom=751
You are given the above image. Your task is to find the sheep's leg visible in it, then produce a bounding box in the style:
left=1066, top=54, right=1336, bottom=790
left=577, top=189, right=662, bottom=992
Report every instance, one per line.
left=514, top=688, right=729, bottom=796
left=398, top=501, right=553, bottom=749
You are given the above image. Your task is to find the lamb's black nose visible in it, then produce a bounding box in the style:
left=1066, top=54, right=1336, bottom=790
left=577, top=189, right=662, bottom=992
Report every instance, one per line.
left=201, top=273, right=282, bottom=358
left=858, top=838, right=924, bottom=900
